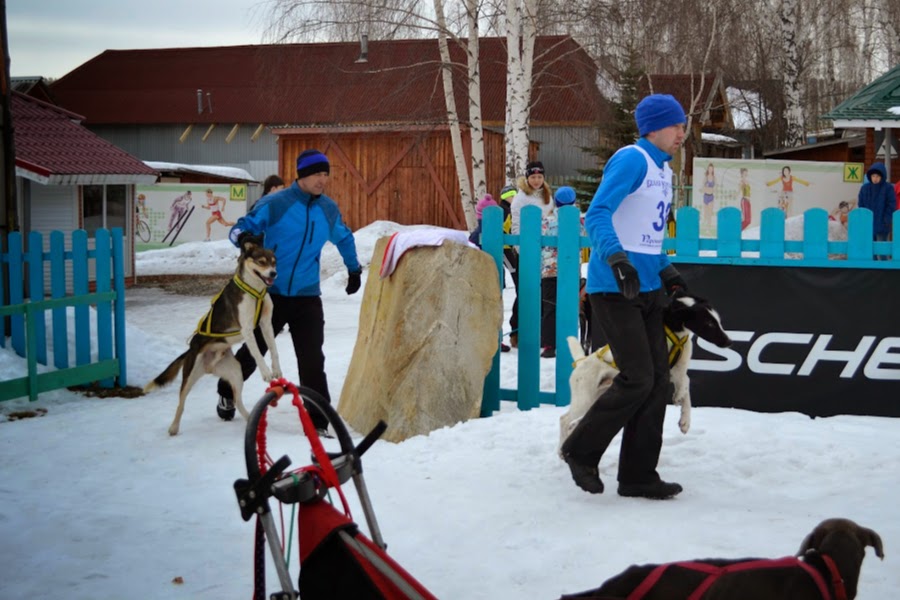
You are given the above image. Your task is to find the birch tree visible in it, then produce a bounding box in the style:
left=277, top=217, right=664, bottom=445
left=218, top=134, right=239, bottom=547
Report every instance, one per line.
left=504, top=0, right=537, bottom=182
left=778, top=0, right=806, bottom=147
left=434, top=0, right=476, bottom=227
left=466, top=0, right=488, bottom=202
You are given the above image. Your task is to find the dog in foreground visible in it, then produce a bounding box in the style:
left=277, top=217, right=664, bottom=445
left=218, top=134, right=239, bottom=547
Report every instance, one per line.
left=560, top=517, right=884, bottom=599
left=144, top=236, right=281, bottom=435
left=560, top=290, right=732, bottom=453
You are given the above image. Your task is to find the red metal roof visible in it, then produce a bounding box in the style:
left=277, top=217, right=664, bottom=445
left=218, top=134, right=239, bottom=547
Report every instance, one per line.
left=51, top=36, right=609, bottom=127
left=12, top=92, right=158, bottom=185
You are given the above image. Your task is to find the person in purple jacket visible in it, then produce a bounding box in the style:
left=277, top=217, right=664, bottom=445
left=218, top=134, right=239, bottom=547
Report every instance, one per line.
left=560, top=94, right=689, bottom=500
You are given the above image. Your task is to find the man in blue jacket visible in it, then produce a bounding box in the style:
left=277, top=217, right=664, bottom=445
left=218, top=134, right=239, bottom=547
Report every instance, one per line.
left=216, top=149, right=362, bottom=432
left=560, top=94, right=688, bottom=499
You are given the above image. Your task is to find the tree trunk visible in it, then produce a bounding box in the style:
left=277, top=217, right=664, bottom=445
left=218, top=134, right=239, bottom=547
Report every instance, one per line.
left=434, top=0, right=475, bottom=228
left=466, top=0, right=487, bottom=201
left=779, top=0, right=805, bottom=147
left=504, top=0, right=536, bottom=183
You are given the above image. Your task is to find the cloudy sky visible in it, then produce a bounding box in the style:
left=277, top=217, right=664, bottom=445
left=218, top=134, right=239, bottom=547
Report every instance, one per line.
left=6, top=0, right=269, bottom=79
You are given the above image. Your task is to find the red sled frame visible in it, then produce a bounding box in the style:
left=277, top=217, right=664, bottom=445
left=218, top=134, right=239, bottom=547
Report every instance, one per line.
left=233, top=379, right=438, bottom=600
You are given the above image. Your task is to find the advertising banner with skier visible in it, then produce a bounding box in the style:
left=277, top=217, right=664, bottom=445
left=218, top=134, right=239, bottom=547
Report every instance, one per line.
left=134, top=183, right=247, bottom=249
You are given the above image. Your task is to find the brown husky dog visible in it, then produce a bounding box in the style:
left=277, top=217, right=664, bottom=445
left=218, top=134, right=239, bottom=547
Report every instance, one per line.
left=145, top=235, right=281, bottom=435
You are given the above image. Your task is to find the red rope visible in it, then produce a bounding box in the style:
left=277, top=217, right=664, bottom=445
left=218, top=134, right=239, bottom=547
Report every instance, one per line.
left=266, top=379, right=352, bottom=519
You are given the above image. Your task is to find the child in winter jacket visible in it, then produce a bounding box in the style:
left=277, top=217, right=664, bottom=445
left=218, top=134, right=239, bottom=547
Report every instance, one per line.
left=857, top=162, right=896, bottom=259
left=469, top=194, right=499, bottom=248
left=538, top=186, right=582, bottom=358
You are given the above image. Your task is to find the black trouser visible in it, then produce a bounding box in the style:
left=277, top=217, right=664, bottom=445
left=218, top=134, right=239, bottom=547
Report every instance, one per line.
left=561, top=289, right=670, bottom=484
left=217, top=294, right=330, bottom=429
left=540, top=277, right=557, bottom=348
left=504, top=248, right=520, bottom=332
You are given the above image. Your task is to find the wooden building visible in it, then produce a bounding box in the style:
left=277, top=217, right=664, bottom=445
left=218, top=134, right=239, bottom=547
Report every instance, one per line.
left=10, top=92, right=158, bottom=285
left=50, top=36, right=610, bottom=230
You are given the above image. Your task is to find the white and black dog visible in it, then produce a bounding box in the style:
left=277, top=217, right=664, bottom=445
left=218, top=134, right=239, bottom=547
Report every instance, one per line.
left=145, top=235, right=281, bottom=436
left=560, top=290, right=732, bottom=452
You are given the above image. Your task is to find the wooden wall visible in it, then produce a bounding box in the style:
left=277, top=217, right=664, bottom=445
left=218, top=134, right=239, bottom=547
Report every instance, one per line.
left=865, top=129, right=900, bottom=180
left=277, top=127, right=507, bottom=231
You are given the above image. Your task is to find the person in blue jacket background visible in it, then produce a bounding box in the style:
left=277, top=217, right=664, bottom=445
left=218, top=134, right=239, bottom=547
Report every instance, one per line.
left=560, top=94, right=688, bottom=500
left=216, top=149, right=362, bottom=432
left=857, top=161, right=896, bottom=260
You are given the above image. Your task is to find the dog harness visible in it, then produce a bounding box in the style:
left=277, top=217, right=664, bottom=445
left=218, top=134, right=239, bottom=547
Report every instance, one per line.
left=195, top=274, right=267, bottom=338
left=625, top=554, right=845, bottom=600
left=573, top=325, right=688, bottom=370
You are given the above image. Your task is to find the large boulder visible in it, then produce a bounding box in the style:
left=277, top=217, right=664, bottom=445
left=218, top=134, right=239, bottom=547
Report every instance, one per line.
left=338, top=236, right=502, bottom=442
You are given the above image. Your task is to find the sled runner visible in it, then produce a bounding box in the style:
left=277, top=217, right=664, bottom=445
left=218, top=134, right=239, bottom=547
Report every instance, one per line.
left=233, top=379, right=438, bottom=600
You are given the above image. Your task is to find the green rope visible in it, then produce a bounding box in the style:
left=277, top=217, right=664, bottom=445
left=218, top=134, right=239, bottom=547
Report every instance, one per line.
left=284, top=473, right=300, bottom=569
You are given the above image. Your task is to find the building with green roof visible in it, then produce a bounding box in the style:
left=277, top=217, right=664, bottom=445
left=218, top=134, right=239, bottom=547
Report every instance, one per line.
left=823, top=63, right=900, bottom=180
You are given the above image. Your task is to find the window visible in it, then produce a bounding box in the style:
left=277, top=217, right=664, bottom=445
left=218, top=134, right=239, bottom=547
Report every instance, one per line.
left=83, top=185, right=127, bottom=236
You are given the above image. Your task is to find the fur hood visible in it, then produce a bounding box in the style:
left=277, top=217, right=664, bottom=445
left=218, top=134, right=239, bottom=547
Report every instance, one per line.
left=516, top=176, right=552, bottom=205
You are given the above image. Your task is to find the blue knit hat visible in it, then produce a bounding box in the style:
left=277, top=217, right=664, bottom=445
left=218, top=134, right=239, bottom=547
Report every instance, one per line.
left=554, top=186, right=576, bottom=207
left=296, top=150, right=330, bottom=179
left=635, top=94, right=686, bottom=137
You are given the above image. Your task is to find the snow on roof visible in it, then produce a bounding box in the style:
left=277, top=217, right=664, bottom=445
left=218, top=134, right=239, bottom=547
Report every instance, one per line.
left=144, top=161, right=257, bottom=182
left=702, top=132, right=739, bottom=145
left=890, top=106, right=900, bottom=116
left=726, top=86, right=771, bottom=130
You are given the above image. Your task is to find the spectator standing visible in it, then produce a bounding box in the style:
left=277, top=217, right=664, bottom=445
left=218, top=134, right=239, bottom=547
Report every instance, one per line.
left=468, top=194, right=499, bottom=248
left=509, top=162, right=554, bottom=347
left=538, top=186, right=581, bottom=358
left=498, top=184, right=520, bottom=346
left=262, top=174, right=285, bottom=197
left=857, top=162, right=896, bottom=260
left=469, top=193, right=511, bottom=353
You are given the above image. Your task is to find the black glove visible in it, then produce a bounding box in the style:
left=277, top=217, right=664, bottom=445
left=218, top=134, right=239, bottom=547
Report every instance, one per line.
left=660, top=264, right=688, bottom=297
left=607, top=252, right=640, bottom=299
left=345, top=270, right=362, bottom=295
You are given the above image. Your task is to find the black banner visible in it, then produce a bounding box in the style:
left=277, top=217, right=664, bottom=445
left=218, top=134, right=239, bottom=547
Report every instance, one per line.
left=679, top=264, right=900, bottom=418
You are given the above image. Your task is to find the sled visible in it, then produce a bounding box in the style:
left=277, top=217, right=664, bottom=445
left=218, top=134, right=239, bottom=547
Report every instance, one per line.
left=233, top=379, right=438, bottom=600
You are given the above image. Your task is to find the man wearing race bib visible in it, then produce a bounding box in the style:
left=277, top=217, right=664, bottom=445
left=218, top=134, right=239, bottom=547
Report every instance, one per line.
left=561, top=94, right=689, bottom=500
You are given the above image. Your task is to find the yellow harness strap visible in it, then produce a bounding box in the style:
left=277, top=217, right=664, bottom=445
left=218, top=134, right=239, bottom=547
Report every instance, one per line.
left=572, top=326, right=689, bottom=370
left=195, top=274, right=267, bottom=338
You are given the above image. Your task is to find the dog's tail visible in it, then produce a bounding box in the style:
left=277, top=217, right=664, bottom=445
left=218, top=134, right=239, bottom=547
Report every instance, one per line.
left=566, top=336, right=586, bottom=360
left=143, top=351, right=188, bottom=393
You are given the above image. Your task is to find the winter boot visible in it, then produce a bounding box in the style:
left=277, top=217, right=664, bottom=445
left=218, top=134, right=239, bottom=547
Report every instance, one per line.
left=217, top=395, right=236, bottom=421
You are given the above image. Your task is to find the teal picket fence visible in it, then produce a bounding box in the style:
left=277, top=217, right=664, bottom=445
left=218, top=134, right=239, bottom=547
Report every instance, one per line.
left=479, top=205, right=900, bottom=416
left=0, top=228, right=127, bottom=402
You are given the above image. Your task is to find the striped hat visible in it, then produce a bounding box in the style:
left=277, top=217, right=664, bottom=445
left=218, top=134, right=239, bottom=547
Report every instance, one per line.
left=296, top=150, right=330, bottom=179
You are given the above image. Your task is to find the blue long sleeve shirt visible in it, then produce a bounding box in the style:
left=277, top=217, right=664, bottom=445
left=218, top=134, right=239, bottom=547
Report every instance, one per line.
left=584, top=137, right=673, bottom=293
left=230, top=181, right=360, bottom=297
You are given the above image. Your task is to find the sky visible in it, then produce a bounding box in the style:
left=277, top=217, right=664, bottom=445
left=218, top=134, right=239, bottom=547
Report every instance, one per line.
left=6, top=0, right=269, bottom=79
left=0, top=221, right=898, bottom=599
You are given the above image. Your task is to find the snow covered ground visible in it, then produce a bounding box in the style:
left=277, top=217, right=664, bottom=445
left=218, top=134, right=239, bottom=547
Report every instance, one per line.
left=0, top=221, right=896, bottom=599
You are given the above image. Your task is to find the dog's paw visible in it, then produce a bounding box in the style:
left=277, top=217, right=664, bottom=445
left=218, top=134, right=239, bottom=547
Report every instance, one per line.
left=168, top=424, right=180, bottom=436
left=679, top=411, right=691, bottom=434
left=271, top=368, right=282, bottom=380
left=259, top=367, right=273, bottom=382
